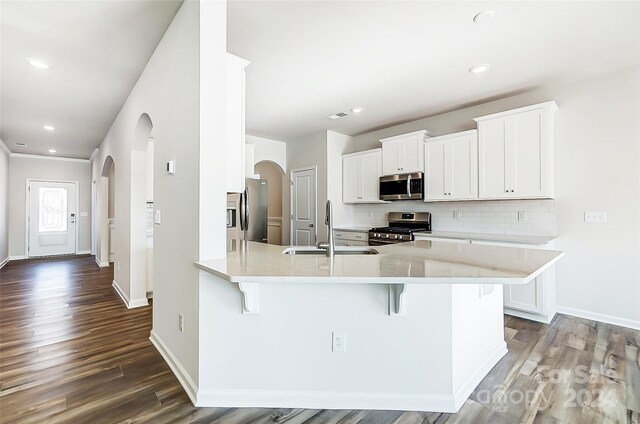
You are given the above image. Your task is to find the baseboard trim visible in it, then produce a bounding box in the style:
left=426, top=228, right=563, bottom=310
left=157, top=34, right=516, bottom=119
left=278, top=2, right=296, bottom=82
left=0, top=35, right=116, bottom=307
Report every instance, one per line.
left=95, top=257, right=110, bottom=268
left=452, top=342, right=508, bottom=411
left=0, top=257, right=9, bottom=269
left=77, top=250, right=91, bottom=255
left=111, top=280, right=148, bottom=309
left=505, top=308, right=555, bottom=324
left=149, top=330, right=198, bottom=405
left=9, top=255, right=26, bottom=261
left=195, top=387, right=456, bottom=412
left=556, top=305, right=640, bottom=331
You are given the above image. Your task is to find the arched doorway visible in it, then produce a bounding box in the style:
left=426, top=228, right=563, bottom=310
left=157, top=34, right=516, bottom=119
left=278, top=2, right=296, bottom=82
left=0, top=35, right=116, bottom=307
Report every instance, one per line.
left=99, top=156, right=115, bottom=266
left=130, top=114, right=154, bottom=305
left=254, top=160, right=285, bottom=245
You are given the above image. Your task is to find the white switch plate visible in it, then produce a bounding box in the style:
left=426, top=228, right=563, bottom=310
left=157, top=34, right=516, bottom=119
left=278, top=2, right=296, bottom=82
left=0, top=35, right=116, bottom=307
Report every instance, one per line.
left=154, top=210, right=162, bottom=225
left=178, top=314, right=184, bottom=333
left=585, top=212, right=607, bottom=223
left=332, top=331, right=346, bottom=352
left=453, top=210, right=461, bottom=220
left=518, top=211, right=527, bottom=222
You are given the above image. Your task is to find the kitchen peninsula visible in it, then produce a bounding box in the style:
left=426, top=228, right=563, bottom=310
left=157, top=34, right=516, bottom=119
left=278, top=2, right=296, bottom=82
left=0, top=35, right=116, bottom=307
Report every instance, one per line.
left=194, top=240, right=563, bottom=412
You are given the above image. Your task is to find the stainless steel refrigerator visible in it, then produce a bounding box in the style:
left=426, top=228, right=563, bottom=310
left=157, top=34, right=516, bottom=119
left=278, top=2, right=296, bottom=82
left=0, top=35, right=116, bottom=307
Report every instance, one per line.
left=229, top=179, right=268, bottom=243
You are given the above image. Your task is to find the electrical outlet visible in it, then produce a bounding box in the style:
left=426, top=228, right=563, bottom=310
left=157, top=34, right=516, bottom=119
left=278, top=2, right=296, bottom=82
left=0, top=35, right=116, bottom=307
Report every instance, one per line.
left=154, top=210, right=161, bottom=225
left=332, top=331, right=346, bottom=352
left=585, top=212, right=607, bottom=223
left=518, top=211, right=527, bottom=222
left=178, top=314, right=184, bottom=333
left=453, top=210, right=461, bottom=220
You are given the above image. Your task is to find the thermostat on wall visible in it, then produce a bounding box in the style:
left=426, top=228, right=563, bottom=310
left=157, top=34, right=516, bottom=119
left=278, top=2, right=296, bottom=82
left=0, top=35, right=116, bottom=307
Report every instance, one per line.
left=166, top=160, right=176, bottom=174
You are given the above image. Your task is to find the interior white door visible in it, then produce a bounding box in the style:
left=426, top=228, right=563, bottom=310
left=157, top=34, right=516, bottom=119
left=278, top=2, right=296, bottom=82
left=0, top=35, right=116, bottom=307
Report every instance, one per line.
left=28, top=181, right=77, bottom=257
left=291, top=168, right=316, bottom=246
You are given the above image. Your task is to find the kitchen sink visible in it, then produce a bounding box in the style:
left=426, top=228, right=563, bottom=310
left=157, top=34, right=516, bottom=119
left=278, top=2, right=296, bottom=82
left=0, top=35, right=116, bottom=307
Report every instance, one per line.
left=282, top=247, right=379, bottom=256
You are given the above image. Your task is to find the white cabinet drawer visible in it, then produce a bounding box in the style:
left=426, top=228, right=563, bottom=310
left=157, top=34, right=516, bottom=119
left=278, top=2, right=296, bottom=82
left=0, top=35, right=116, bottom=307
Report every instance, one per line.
left=334, top=231, right=368, bottom=242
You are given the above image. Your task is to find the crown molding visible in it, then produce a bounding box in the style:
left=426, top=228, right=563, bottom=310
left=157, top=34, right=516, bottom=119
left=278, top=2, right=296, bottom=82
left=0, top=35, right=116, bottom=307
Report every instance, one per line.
left=0, top=139, right=11, bottom=155
left=10, top=153, right=90, bottom=164
left=89, top=148, right=99, bottom=162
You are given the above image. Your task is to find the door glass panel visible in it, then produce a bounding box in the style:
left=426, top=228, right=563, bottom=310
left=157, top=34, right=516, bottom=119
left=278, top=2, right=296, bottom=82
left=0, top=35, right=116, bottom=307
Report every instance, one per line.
left=39, top=187, right=68, bottom=232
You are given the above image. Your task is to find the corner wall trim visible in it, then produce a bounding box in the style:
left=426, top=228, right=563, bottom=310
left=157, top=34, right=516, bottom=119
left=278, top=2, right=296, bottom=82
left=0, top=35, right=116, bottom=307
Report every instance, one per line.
left=9, top=255, right=26, bottom=261
left=111, top=280, right=149, bottom=309
left=556, top=305, right=640, bottom=331
left=95, top=257, right=110, bottom=268
left=77, top=250, right=91, bottom=255
left=149, top=330, right=198, bottom=405
left=0, top=257, right=9, bottom=269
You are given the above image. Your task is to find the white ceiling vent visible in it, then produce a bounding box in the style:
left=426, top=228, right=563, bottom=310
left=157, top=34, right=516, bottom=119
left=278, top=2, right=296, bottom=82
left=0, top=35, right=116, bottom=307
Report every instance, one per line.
left=328, top=112, right=349, bottom=120
left=14, top=142, right=27, bottom=147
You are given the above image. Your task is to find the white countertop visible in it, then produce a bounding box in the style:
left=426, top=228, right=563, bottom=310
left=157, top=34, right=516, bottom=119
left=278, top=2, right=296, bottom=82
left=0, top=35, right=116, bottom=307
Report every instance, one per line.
left=414, top=231, right=557, bottom=245
left=195, top=240, right=563, bottom=285
left=333, top=226, right=371, bottom=233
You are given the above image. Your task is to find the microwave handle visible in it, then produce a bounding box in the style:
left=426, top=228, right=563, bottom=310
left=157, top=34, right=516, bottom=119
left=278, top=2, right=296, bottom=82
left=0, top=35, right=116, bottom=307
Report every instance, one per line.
left=406, top=174, right=411, bottom=197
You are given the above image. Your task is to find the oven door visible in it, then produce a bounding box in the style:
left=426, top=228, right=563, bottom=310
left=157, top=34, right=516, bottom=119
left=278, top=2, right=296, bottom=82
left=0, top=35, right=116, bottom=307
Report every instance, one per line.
left=369, top=239, right=401, bottom=246
left=379, top=173, right=423, bottom=200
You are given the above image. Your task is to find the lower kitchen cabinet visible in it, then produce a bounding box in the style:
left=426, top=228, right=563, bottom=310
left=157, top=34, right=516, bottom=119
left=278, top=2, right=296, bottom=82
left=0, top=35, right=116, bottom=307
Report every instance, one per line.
left=334, top=229, right=369, bottom=246
left=413, top=234, right=557, bottom=323
left=471, top=239, right=556, bottom=323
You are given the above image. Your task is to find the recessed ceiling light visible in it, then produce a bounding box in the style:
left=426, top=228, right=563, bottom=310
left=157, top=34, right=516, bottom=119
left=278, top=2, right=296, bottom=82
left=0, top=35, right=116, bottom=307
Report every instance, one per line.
left=43, top=125, right=55, bottom=131
left=350, top=107, right=364, bottom=114
left=27, top=58, right=51, bottom=69
left=469, top=63, right=491, bottom=74
left=48, top=149, right=57, bottom=153
left=14, top=142, right=27, bottom=147
left=473, top=10, right=495, bottom=24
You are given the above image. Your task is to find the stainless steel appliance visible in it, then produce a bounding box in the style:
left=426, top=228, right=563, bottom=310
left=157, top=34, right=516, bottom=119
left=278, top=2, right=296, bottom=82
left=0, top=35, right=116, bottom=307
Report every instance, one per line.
left=379, top=172, right=424, bottom=201
left=227, top=178, right=269, bottom=243
left=368, top=212, right=431, bottom=246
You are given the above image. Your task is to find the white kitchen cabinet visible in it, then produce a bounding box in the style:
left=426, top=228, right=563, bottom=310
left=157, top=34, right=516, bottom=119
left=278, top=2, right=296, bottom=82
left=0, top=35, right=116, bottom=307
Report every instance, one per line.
left=380, top=130, right=428, bottom=175
left=471, top=239, right=557, bottom=323
left=334, top=230, right=369, bottom=247
left=474, top=101, right=557, bottom=200
left=424, top=130, right=478, bottom=201
left=226, top=53, right=251, bottom=193
left=342, top=149, right=384, bottom=203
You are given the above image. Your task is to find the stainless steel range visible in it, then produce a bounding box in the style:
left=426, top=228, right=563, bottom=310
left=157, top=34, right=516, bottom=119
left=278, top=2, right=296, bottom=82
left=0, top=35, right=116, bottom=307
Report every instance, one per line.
left=368, top=212, right=431, bottom=246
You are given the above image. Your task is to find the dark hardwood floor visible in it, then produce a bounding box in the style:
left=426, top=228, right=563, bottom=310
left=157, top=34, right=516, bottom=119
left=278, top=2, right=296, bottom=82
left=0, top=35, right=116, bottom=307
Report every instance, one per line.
left=0, top=255, right=638, bottom=423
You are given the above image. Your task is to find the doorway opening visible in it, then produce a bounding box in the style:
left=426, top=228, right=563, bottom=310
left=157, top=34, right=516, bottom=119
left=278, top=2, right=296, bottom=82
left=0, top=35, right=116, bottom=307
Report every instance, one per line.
left=290, top=166, right=317, bottom=246
left=100, top=156, right=115, bottom=265
left=255, top=160, right=285, bottom=245
left=26, top=180, right=78, bottom=257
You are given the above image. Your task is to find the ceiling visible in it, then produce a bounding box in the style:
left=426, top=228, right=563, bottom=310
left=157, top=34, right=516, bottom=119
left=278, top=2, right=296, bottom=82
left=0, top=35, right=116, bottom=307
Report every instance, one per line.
left=1, top=0, right=182, bottom=159
left=228, top=1, right=640, bottom=142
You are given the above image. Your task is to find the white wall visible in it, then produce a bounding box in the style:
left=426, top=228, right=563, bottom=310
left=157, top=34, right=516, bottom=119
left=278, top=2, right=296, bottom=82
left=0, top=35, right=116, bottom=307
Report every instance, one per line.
left=353, top=67, right=640, bottom=327
left=91, top=0, right=228, bottom=396
left=326, top=131, right=354, bottom=228
left=0, top=140, right=9, bottom=266
left=246, top=134, right=286, bottom=173
left=7, top=155, right=92, bottom=258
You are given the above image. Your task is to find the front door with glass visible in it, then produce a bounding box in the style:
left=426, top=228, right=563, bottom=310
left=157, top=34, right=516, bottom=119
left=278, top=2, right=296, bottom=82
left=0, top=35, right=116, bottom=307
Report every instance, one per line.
left=28, top=181, right=77, bottom=257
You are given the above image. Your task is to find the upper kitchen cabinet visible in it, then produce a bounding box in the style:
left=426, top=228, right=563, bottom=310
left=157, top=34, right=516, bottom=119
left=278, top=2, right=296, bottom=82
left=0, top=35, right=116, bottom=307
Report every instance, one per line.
left=380, top=130, right=428, bottom=175
left=424, top=130, right=478, bottom=201
left=474, top=101, right=557, bottom=199
left=343, top=149, right=384, bottom=203
left=226, top=53, right=251, bottom=193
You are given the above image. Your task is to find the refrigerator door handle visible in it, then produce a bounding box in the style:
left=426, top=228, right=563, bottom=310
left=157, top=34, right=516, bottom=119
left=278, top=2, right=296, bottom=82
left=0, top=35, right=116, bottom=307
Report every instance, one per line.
left=244, top=187, right=250, bottom=231
left=239, top=190, right=245, bottom=231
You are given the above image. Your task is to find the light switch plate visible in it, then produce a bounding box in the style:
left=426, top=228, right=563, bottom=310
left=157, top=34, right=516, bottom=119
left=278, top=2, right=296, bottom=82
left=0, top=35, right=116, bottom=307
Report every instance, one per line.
left=585, top=212, right=607, bottom=223
left=332, top=331, right=346, bottom=352
left=518, top=211, right=527, bottom=222
left=453, top=210, right=461, bottom=220
left=154, top=210, right=162, bottom=225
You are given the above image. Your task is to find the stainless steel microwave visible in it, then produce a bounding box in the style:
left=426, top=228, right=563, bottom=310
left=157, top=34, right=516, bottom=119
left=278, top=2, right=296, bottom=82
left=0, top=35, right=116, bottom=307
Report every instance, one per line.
left=379, top=172, right=424, bottom=201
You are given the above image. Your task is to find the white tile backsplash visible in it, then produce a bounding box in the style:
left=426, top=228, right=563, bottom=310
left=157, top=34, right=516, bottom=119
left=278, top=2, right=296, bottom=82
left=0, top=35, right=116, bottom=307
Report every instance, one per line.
left=353, top=199, right=556, bottom=236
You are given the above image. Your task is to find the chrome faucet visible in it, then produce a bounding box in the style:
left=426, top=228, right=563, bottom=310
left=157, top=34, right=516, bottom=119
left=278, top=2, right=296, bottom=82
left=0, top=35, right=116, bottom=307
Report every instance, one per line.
left=316, top=200, right=335, bottom=257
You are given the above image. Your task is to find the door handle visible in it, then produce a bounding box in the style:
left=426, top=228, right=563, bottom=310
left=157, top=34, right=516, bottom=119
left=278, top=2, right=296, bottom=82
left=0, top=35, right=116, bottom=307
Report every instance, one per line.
left=239, top=192, right=245, bottom=230
left=244, top=188, right=250, bottom=230
left=406, top=175, right=411, bottom=197
left=309, top=224, right=314, bottom=228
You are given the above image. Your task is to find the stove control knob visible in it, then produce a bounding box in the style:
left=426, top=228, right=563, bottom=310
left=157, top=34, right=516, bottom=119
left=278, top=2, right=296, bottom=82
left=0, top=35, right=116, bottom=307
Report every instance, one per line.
left=383, top=234, right=389, bottom=239
left=393, top=234, right=399, bottom=240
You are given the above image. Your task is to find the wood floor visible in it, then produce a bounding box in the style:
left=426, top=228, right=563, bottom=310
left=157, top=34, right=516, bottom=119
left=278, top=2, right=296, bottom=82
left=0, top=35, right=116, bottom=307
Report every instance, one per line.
left=0, top=255, right=638, bottom=424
